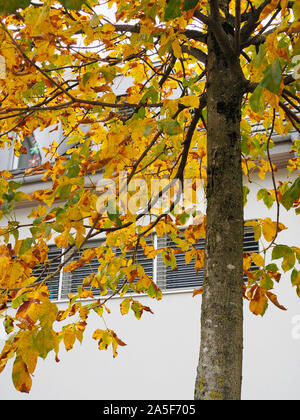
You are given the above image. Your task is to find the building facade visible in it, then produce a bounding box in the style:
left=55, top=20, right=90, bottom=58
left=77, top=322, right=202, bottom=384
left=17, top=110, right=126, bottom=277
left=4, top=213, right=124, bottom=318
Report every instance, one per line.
left=0, top=124, right=299, bottom=400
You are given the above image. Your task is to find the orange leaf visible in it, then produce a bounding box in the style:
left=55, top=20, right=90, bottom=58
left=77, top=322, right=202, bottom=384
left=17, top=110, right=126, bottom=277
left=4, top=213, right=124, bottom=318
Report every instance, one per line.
left=192, top=287, right=203, bottom=297
left=249, top=286, right=268, bottom=316
left=266, top=291, right=287, bottom=311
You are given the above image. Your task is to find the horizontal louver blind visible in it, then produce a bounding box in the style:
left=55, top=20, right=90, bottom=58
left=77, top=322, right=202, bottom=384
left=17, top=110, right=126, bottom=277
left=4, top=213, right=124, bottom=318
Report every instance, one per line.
left=31, top=246, right=62, bottom=301
left=69, top=250, right=100, bottom=296
left=63, top=240, right=154, bottom=297
left=157, top=227, right=259, bottom=291
left=38, top=226, right=259, bottom=301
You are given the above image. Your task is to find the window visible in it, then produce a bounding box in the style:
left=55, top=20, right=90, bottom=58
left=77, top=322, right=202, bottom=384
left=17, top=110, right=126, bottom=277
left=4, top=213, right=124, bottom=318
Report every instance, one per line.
left=31, top=226, right=259, bottom=301
left=66, top=239, right=154, bottom=297
left=11, top=124, right=70, bottom=171
left=15, top=135, right=42, bottom=170
left=156, top=225, right=259, bottom=290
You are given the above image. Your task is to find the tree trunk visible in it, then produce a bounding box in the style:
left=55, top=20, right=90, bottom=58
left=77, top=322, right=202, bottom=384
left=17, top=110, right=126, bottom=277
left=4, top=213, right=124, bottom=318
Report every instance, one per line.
left=194, top=28, right=245, bottom=400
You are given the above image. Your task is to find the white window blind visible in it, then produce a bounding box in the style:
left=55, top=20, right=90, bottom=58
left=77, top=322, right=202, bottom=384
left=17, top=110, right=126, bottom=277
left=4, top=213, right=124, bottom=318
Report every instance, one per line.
left=30, top=226, right=259, bottom=301
left=156, top=226, right=259, bottom=291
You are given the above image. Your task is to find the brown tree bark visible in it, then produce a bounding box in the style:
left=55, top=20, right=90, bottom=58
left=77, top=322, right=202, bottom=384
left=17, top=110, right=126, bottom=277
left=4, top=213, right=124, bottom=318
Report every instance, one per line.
left=194, top=26, right=245, bottom=400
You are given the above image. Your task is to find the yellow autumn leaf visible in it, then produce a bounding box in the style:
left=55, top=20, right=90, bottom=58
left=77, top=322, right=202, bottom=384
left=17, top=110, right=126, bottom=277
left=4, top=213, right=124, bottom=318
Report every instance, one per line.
left=262, top=217, right=277, bottom=242
left=280, top=0, right=288, bottom=14
left=260, top=0, right=280, bottom=21
left=288, top=22, right=300, bottom=33
left=120, top=298, right=131, bottom=315
left=92, top=329, right=105, bottom=341
left=172, top=39, right=182, bottom=58
left=249, top=287, right=268, bottom=316
left=251, top=252, right=265, bottom=267
left=179, top=95, right=200, bottom=108
left=63, top=327, right=76, bottom=352
left=0, top=170, right=13, bottom=179
left=243, top=254, right=252, bottom=271
left=12, top=356, right=32, bottom=394
left=21, top=348, right=38, bottom=376
left=185, top=248, right=195, bottom=264
left=54, top=230, right=70, bottom=249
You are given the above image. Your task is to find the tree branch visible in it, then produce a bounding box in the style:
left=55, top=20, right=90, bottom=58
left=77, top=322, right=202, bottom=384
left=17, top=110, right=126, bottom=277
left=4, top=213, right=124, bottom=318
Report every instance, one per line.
left=234, top=0, right=241, bottom=55
left=240, top=0, right=273, bottom=45
left=181, top=45, right=207, bottom=64
left=113, top=23, right=207, bottom=43
left=208, top=0, right=236, bottom=61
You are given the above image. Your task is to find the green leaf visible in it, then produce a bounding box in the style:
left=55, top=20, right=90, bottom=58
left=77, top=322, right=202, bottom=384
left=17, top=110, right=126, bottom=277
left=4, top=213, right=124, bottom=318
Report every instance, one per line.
left=0, top=0, right=30, bottom=14
left=143, top=124, right=153, bottom=137
left=66, top=163, right=80, bottom=178
left=249, top=85, right=265, bottom=114
left=272, top=244, right=291, bottom=260
left=272, top=244, right=296, bottom=272
left=81, top=139, right=91, bottom=158
left=178, top=211, right=190, bottom=225
left=32, top=81, right=46, bottom=97
left=3, top=190, right=15, bottom=203
left=141, top=86, right=159, bottom=104
left=265, top=263, right=278, bottom=273
left=11, top=292, right=29, bottom=309
left=281, top=177, right=300, bottom=210
left=182, top=0, right=199, bottom=11
left=243, top=186, right=250, bottom=206
left=8, top=181, right=22, bottom=191
left=257, top=188, right=275, bottom=209
left=82, top=72, right=93, bottom=86
left=131, top=301, right=143, bottom=319
left=260, top=59, right=282, bottom=95
left=162, top=250, right=177, bottom=269
left=261, top=273, right=274, bottom=290
left=164, top=0, right=182, bottom=21
left=58, top=184, right=72, bottom=200
left=282, top=252, right=296, bottom=272
left=4, top=315, right=14, bottom=334
left=19, top=238, right=33, bottom=255
left=159, top=120, right=182, bottom=135
left=58, top=0, right=86, bottom=10
left=34, top=327, right=58, bottom=359
left=107, top=207, right=122, bottom=228
left=291, top=268, right=300, bottom=286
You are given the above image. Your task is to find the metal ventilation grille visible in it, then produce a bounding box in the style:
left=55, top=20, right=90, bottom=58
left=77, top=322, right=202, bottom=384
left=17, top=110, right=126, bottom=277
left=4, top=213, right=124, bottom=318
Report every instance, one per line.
left=157, top=227, right=259, bottom=291
left=31, top=246, right=62, bottom=301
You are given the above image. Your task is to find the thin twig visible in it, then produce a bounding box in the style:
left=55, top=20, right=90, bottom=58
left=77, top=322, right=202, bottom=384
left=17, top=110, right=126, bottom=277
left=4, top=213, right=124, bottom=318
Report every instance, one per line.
left=264, top=109, right=280, bottom=252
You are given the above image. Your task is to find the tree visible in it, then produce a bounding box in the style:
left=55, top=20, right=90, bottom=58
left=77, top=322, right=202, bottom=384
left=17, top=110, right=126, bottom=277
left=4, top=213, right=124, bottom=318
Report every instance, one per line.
left=0, top=0, right=299, bottom=399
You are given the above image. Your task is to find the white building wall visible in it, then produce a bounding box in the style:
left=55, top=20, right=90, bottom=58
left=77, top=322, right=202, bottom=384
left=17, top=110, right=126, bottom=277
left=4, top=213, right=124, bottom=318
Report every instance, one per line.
left=0, top=170, right=299, bottom=400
